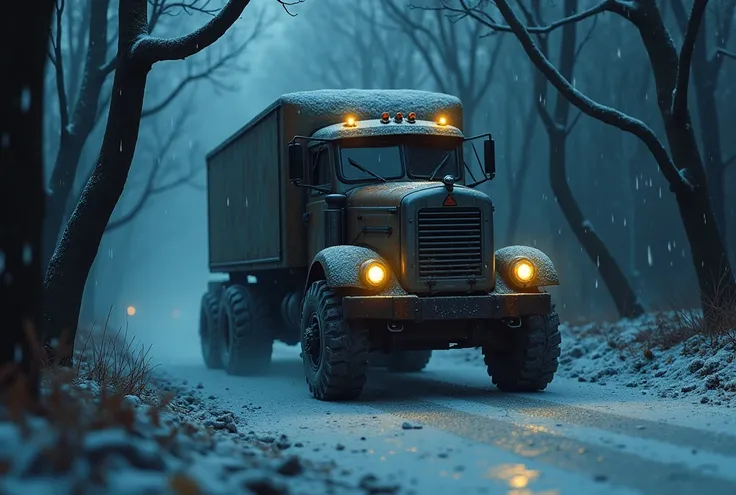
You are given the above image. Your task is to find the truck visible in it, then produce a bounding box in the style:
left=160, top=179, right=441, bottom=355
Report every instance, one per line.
left=200, top=89, right=562, bottom=401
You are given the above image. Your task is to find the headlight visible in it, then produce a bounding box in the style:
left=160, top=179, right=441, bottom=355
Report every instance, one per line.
left=361, top=259, right=388, bottom=288
left=510, top=257, right=536, bottom=286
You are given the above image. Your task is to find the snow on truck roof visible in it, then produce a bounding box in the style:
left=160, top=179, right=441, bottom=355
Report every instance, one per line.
left=280, top=88, right=463, bottom=124
left=311, top=118, right=463, bottom=141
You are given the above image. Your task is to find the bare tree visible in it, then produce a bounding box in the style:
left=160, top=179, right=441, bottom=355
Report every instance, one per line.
left=296, top=0, right=424, bottom=90
left=0, top=0, right=54, bottom=397
left=42, top=0, right=300, bottom=363
left=453, top=0, right=734, bottom=320
left=670, top=0, right=735, bottom=246
left=383, top=0, right=506, bottom=132
left=43, top=0, right=262, bottom=270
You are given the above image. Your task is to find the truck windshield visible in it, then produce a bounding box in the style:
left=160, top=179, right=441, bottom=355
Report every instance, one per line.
left=339, top=146, right=403, bottom=182
left=405, top=145, right=460, bottom=180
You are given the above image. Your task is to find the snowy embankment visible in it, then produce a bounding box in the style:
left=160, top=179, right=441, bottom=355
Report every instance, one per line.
left=0, top=331, right=390, bottom=495
left=445, top=312, right=736, bottom=406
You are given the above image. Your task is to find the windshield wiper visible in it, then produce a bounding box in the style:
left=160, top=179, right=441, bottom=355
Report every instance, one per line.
left=428, top=153, right=450, bottom=181
left=348, top=157, right=387, bottom=182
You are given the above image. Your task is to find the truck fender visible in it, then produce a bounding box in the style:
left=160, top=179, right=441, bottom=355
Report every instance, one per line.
left=305, top=245, right=406, bottom=296
left=495, top=245, right=559, bottom=288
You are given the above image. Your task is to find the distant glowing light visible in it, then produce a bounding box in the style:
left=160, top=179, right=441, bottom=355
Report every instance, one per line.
left=127, top=306, right=136, bottom=316
left=171, top=308, right=181, bottom=319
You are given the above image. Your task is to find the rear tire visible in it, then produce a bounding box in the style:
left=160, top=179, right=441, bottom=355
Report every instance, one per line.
left=219, top=285, right=274, bottom=376
left=370, top=350, right=432, bottom=372
left=482, top=309, right=561, bottom=392
left=300, top=281, right=370, bottom=401
left=199, top=292, right=223, bottom=369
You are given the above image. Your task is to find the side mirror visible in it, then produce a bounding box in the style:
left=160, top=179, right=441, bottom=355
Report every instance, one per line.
left=288, top=142, right=304, bottom=182
left=484, top=137, right=496, bottom=179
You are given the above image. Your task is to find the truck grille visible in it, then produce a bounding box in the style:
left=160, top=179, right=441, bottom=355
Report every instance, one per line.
left=417, top=207, right=483, bottom=278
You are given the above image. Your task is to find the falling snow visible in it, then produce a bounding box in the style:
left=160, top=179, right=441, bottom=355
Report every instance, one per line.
left=20, top=87, right=31, bottom=112
left=647, top=245, right=654, bottom=266
left=22, top=244, right=32, bottom=265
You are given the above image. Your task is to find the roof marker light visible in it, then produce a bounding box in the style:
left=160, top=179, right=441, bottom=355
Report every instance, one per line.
left=394, top=112, right=404, bottom=123
left=380, top=112, right=390, bottom=124
left=438, top=116, right=447, bottom=126
left=407, top=112, right=416, bottom=123
left=344, top=116, right=357, bottom=128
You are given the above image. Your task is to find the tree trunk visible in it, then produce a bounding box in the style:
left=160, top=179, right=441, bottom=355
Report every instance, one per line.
left=631, top=1, right=736, bottom=314
left=43, top=55, right=150, bottom=356
left=543, top=0, right=645, bottom=318
left=42, top=0, right=253, bottom=360
left=43, top=0, right=111, bottom=271
left=549, top=129, right=645, bottom=317
left=0, top=0, right=54, bottom=396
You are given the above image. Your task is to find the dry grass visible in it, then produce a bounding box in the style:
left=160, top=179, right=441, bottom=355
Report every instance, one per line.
left=0, top=317, right=193, bottom=483
left=72, top=310, right=158, bottom=397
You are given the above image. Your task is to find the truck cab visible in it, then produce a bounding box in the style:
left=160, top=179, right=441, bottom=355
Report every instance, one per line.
left=200, top=90, right=562, bottom=401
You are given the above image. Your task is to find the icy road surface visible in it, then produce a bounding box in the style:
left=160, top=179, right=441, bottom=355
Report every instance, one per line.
left=166, top=344, right=736, bottom=495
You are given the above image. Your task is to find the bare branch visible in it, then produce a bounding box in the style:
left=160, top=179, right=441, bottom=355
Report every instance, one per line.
left=492, top=0, right=687, bottom=192
left=140, top=9, right=263, bottom=118
left=672, top=0, right=710, bottom=120
left=566, top=111, right=583, bottom=136
left=574, top=12, right=598, bottom=61
left=446, top=0, right=617, bottom=35
left=105, top=113, right=199, bottom=232
left=133, top=0, right=254, bottom=64
left=716, top=47, right=736, bottom=61
left=100, top=56, right=117, bottom=76
left=52, top=0, right=70, bottom=131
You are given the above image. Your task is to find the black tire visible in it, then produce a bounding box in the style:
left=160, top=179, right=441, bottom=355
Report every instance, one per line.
left=199, top=292, right=223, bottom=369
left=482, top=310, right=561, bottom=392
left=370, top=350, right=432, bottom=372
left=300, top=280, right=370, bottom=401
left=218, top=285, right=274, bottom=376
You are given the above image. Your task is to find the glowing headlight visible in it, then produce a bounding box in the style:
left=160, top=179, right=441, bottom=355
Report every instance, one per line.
left=511, top=257, right=536, bottom=285
left=361, top=259, right=388, bottom=287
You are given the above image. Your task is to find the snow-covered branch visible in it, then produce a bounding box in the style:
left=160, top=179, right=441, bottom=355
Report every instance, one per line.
left=492, top=0, right=687, bottom=192
left=132, top=0, right=251, bottom=64
left=671, top=0, right=709, bottom=121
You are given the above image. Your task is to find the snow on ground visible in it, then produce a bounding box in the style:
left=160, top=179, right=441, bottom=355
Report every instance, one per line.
left=436, top=313, right=736, bottom=407
left=0, top=361, right=395, bottom=495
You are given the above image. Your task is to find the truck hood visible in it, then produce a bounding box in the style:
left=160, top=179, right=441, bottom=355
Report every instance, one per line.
left=346, top=182, right=446, bottom=208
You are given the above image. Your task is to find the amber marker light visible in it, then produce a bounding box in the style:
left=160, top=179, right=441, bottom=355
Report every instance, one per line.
left=437, top=116, right=447, bottom=126
left=361, top=259, right=388, bottom=287
left=511, top=258, right=536, bottom=286
left=380, top=112, right=391, bottom=124
left=344, top=116, right=357, bottom=127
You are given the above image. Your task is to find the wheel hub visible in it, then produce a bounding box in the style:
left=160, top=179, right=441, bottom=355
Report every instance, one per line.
left=304, top=313, right=322, bottom=370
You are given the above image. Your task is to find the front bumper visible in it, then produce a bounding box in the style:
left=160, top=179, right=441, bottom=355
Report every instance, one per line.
left=342, top=293, right=551, bottom=321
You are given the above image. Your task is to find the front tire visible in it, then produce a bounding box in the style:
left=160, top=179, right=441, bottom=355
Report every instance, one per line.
left=219, top=285, right=274, bottom=376
left=482, top=309, right=561, bottom=392
left=301, top=281, right=370, bottom=401
left=369, top=350, right=432, bottom=372
left=199, top=292, right=223, bottom=369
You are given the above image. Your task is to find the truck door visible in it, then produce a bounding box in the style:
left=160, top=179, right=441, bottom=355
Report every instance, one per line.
left=306, top=146, right=331, bottom=261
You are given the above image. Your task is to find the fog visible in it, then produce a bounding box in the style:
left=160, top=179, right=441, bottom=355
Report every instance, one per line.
left=42, top=0, right=736, bottom=364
